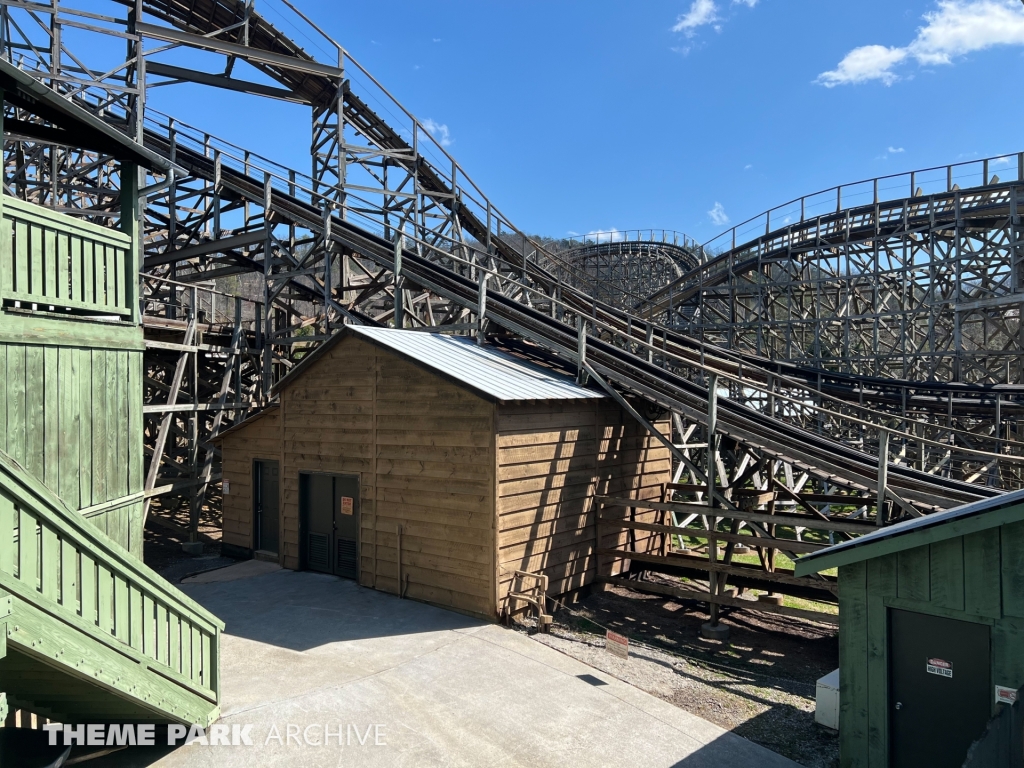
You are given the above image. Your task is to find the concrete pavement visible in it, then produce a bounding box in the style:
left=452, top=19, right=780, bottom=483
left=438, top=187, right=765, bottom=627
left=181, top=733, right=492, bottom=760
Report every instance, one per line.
left=102, top=565, right=799, bottom=768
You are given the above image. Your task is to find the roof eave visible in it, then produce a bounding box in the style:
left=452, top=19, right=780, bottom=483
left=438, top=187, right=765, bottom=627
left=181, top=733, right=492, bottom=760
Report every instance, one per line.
left=794, top=501, right=1024, bottom=576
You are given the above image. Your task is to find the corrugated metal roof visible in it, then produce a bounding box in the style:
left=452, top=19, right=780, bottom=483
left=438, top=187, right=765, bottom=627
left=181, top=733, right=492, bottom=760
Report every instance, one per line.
left=349, top=326, right=605, bottom=403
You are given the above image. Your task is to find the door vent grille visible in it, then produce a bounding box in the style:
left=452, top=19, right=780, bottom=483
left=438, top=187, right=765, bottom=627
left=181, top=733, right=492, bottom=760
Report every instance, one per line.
left=336, top=538, right=358, bottom=578
left=308, top=532, right=330, bottom=572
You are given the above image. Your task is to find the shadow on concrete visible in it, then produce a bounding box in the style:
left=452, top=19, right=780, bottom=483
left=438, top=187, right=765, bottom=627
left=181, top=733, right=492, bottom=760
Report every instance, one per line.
left=180, top=567, right=484, bottom=653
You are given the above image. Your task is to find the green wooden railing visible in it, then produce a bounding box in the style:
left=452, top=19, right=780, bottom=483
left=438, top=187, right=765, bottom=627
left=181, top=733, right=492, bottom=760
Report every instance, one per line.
left=0, top=449, right=222, bottom=724
left=0, top=196, right=133, bottom=317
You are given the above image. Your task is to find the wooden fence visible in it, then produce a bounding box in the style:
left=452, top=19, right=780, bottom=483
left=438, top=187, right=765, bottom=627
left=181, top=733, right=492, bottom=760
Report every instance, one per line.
left=0, top=195, right=133, bottom=317
left=594, top=490, right=872, bottom=625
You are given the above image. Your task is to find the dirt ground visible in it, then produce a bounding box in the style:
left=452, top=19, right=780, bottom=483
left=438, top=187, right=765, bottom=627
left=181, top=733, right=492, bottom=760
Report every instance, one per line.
left=519, top=576, right=840, bottom=768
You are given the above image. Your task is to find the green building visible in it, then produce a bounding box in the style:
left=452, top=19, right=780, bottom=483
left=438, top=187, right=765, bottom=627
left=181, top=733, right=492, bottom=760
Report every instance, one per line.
left=795, top=489, right=1024, bottom=768
left=0, top=59, right=222, bottom=729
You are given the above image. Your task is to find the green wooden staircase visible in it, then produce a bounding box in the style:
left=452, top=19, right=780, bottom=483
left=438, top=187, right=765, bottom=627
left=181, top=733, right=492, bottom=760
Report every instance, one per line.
left=0, top=448, right=223, bottom=726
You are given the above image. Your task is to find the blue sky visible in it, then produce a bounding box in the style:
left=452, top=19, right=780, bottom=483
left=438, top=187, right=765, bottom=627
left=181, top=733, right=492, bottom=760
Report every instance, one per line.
left=145, top=0, right=1024, bottom=243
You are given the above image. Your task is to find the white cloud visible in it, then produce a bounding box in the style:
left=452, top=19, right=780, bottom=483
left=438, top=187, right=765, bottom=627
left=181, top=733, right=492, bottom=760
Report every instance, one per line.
left=432, top=38, right=441, bottom=43
left=817, top=0, right=1024, bottom=87
left=888, top=146, right=905, bottom=154
left=673, top=0, right=719, bottom=34
left=817, top=45, right=908, bottom=86
left=993, top=155, right=1013, bottom=166
left=744, top=163, right=753, bottom=170
left=421, top=118, right=452, bottom=147
left=671, top=0, right=759, bottom=53
left=587, top=228, right=625, bottom=243
left=708, top=202, right=729, bottom=226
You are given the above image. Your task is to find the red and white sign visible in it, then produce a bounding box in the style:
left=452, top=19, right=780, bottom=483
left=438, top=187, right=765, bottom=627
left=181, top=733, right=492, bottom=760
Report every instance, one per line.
left=996, top=685, right=1019, bottom=705
left=926, top=658, right=952, bottom=678
left=340, top=496, right=354, bottom=516
left=606, top=630, right=629, bottom=659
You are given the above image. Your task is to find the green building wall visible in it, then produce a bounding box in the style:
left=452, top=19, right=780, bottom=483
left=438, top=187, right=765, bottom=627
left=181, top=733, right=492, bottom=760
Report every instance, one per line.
left=838, top=520, right=1024, bottom=767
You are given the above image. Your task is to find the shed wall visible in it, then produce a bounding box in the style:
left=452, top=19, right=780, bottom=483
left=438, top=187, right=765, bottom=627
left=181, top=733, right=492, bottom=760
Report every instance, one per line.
left=496, top=400, right=672, bottom=603
left=838, top=521, right=1024, bottom=768
left=220, top=337, right=498, bottom=618
left=220, top=407, right=282, bottom=553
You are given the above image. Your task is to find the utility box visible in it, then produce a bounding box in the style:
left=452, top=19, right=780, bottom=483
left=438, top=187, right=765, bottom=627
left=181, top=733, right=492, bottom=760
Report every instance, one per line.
left=815, top=668, right=840, bottom=730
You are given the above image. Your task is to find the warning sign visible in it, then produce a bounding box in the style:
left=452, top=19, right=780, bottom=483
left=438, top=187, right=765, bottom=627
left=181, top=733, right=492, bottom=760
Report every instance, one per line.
left=996, top=685, right=1019, bottom=705
left=341, top=496, right=354, bottom=515
left=926, top=658, right=953, bottom=678
left=606, top=630, right=629, bottom=659
left=222, top=480, right=231, bottom=495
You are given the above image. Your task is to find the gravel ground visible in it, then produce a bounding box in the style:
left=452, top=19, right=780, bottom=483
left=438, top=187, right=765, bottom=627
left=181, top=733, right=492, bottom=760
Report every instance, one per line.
left=518, top=578, right=840, bottom=768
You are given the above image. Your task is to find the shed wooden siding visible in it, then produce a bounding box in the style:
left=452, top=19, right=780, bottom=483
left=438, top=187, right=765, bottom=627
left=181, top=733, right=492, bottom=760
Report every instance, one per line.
left=223, top=336, right=497, bottom=617
left=219, top=334, right=673, bottom=620
left=496, top=400, right=671, bottom=601
left=220, top=408, right=282, bottom=552
left=370, top=349, right=495, bottom=616
left=0, top=340, right=144, bottom=554
left=839, top=521, right=1024, bottom=768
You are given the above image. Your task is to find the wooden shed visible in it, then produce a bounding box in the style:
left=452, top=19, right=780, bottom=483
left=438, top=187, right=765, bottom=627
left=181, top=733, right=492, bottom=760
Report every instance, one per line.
left=795, top=489, right=1024, bottom=768
left=217, top=326, right=671, bottom=619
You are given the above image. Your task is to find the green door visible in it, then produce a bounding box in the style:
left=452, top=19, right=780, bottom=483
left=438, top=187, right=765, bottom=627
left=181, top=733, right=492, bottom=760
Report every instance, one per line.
left=889, top=609, right=991, bottom=768
left=299, top=472, right=359, bottom=579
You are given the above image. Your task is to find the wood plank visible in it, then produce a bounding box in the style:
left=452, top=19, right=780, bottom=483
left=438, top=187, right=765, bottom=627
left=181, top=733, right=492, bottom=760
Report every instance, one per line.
left=0, top=491, right=16, bottom=575
left=598, top=549, right=837, bottom=592
left=70, top=233, right=81, bottom=304
left=896, top=545, right=930, bottom=602
left=596, top=516, right=826, bottom=554
left=1001, top=521, right=1024, bottom=618
left=29, top=222, right=43, bottom=297
left=79, top=349, right=93, bottom=508
left=964, top=527, right=1002, bottom=619
left=58, top=347, right=81, bottom=509
left=25, top=345, right=44, bottom=481
left=865, top=553, right=897, bottom=763
left=43, top=345, right=58, bottom=492
left=930, top=536, right=965, bottom=612
left=80, top=552, right=96, bottom=626
left=838, top=560, right=868, bottom=766
left=97, top=564, right=113, bottom=635
left=91, top=351, right=106, bottom=504
left=596, top=496, right=877, bottom=533
left=13, top=219, right=28, bottom=294
left=114, top=574, right=129, bottom=642
left=0, top=345, right=6, bottom=454
left=60, top=539, right=78, bottom=613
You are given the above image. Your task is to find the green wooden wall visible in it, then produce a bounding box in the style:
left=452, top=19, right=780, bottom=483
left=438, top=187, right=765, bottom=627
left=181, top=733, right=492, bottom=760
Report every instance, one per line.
left=839, top=521, right=1024, bottom=767
left=0, top=322, right=145, bottom=555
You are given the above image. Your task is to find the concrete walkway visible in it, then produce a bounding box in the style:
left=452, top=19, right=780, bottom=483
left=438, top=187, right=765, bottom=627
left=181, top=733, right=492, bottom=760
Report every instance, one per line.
left=108, top=566, right=799, bottom=768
